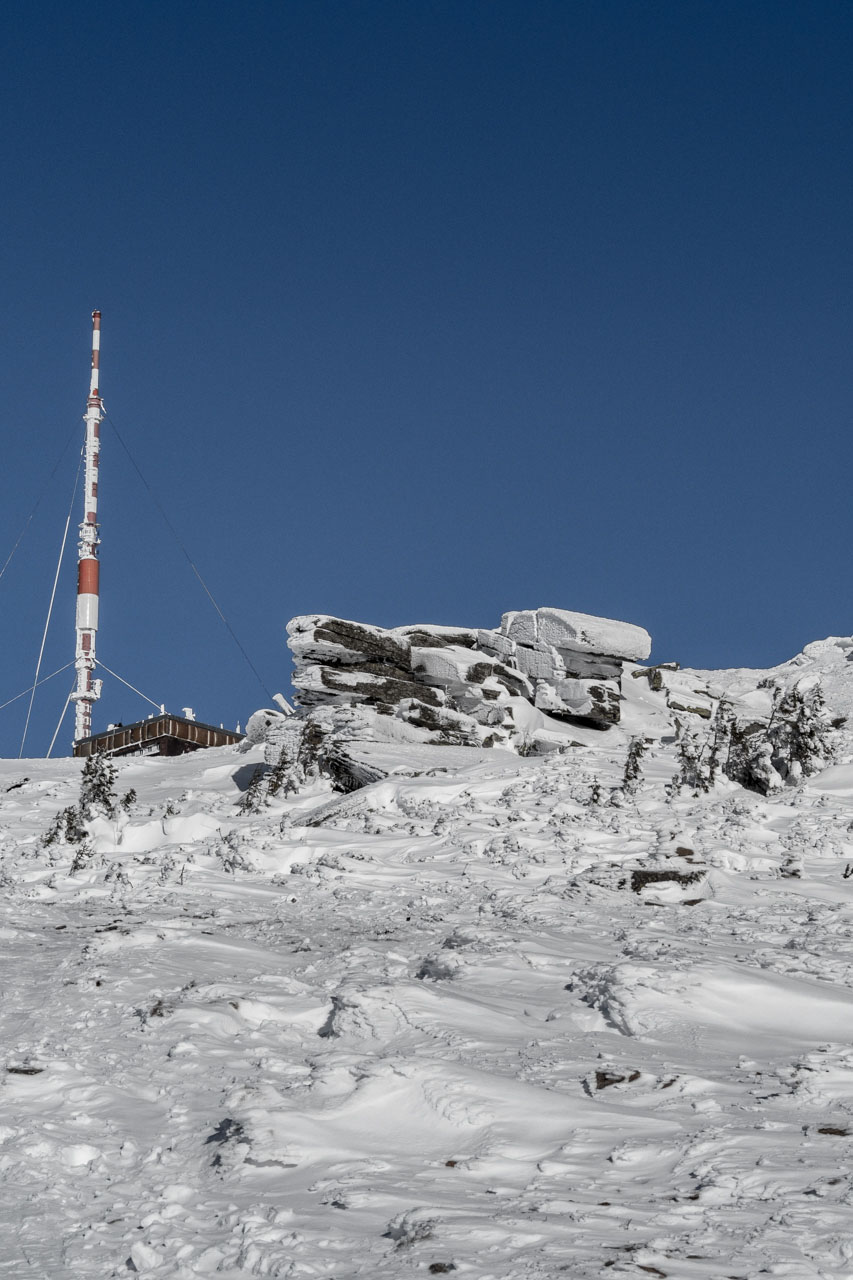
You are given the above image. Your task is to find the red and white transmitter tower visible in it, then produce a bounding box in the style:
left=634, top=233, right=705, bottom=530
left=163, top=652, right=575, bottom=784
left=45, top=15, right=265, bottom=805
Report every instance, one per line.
left=72, top=310, right=104, bottom=743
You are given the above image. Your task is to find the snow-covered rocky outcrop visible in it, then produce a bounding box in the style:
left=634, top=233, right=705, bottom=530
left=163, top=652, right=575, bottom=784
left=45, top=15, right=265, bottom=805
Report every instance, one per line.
left=241, top=607, right=656, bottom=791
left=243, top=612, right=844, bottom=802
left=287, top=606, right=652, bottom=737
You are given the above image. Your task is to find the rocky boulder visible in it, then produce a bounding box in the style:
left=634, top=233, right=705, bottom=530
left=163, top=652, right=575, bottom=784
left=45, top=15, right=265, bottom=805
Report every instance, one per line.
left=283, top=606, right=651, bottom=755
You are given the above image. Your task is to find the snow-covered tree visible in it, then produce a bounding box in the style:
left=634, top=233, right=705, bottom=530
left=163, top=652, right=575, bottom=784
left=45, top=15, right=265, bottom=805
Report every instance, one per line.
left=768, top=679, right=835, bottom=782
left=669, top=722, right=712, bottom=796
left=622, top=736, right=647, bottom=796
left=78, top=752, right=117, bottom=820
left=723, top=719, right=782, bottom=795
left=719, top=678, right=834, bottom=795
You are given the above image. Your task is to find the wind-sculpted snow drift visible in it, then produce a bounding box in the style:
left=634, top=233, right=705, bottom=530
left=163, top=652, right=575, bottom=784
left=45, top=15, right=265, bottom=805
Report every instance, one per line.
left=3, top=611, right=853, bottom=1278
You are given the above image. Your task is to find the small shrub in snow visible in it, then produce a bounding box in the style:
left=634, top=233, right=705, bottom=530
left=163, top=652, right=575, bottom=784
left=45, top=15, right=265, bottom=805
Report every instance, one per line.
left=104, top=862, right=133, bottom=891
left=416, top=953, right=459, bottom=981
left=42, top=751, right=121, bottom=856
left=384, top=1210, right=438, bottom=1249
left=262, top=723, right=327, bottom=799
left=43, top=805, right=87, bottom=847
left=622, top=737, right=647, bottom=796
left=722, top=720, right=779, bottom=795
left=707, top=701, right=734, bottom=786
left=237, top=766, right=267, bottom=814
left=669, top=723, right=712, bottom=797
left=78, top=752, right=117, bottom=820
left=219, top=830, right=252, bottom=873
left=266, top=744, right=297, bottom=797
left=69, top=842, right=96, bottom=875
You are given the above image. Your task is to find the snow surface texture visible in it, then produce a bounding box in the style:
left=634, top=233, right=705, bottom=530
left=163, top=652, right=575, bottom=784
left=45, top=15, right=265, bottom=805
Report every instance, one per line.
left=3, top=620, right=853, bottom=1277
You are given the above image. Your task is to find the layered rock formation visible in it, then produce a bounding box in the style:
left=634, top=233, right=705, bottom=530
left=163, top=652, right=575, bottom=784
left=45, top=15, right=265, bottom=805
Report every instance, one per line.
left=285, top=606, right=651, bottom=742
left=243, top=606, right=651, bottom=793
left=241, top=608, right=654, bottom=792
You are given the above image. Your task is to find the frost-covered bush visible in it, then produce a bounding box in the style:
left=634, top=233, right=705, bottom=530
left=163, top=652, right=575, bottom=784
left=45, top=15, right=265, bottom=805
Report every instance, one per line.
left=266, top=745, right=296, bottom=797
left=706, top=700, right=734, bottom=786
left=668, top=723, right=712, bottom=797
left=720, top=679, right=835, bottom=795
left=768, top=681, right=835, bottom=782
left=42, top=751, right=118, bottom=852
left=724, top=720, right=781, bottom=796
left=237, top=766, right=267, bottom=813
left=622, top=736, right=647, bottom=796
left=78, top=752, right=117, bottom=820
left=43, top=804, right=87, bottom=847
left=384, top=1210, right=438, bottom=1249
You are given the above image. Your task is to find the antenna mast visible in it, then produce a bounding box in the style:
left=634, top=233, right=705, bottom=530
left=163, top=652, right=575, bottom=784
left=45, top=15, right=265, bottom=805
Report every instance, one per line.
left=72, top=310, right=104, bottom=743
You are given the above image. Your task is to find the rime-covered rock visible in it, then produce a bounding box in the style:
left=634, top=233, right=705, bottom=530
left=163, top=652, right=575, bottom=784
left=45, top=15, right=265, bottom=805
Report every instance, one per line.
left=393, top=624, right=479, bottom=650
left=476, top=628, right=516, bottom=660
left=557, top=652, right=624, bottom=681
left=502, top=607, right=651, bottom=662
left=534, top=678, right=621, bottom=727
left=410, top=645, right=532, bottom=700
left=514, top=642, right=565, bottom=682
left=293, top=663, right=439, bottom=710
left=280, top=604, right=654, bottom=769
left=287, top=615, right=411, bottom=669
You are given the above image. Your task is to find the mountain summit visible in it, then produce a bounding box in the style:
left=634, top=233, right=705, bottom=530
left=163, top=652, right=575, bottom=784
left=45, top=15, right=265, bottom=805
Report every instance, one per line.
left=1, top=608, right=852, bottom=1277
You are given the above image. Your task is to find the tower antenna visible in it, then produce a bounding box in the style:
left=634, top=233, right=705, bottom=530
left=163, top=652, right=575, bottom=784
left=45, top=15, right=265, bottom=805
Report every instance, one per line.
left=71, top=310, right=103, bottom=743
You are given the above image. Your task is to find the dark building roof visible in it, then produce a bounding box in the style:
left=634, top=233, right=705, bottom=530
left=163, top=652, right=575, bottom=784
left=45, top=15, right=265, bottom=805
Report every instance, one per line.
left=72, top=713, right=244, bottom=759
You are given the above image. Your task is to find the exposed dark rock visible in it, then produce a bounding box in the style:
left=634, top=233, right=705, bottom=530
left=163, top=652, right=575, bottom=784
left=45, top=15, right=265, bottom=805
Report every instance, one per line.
left=630, top=868, right=706, bottom=893
left=398, top=627, right=477, bottom=650
left=314, top=618, right=410, bottom=667
left=318, top=668, right=441, bottom=708
left=397, top=700, right=481, bottom=745
left=558, top=652, right=623, bottom=681
left=668, top=699, right=712, bottom=720
left=320, top=747, right=388, bottom=793
left=595, top=1070, right=626, bottom=1090
left=491, top=666, right=531, bottom=698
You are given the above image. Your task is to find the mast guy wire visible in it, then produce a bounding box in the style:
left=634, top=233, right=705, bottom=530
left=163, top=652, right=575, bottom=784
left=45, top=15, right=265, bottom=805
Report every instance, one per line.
left=19, top=459, right=83, bottom=757
left=0, top=662, right=74, bottom=714
left=47, top=686, right=76, bottom=759
left=95, top=660, right=162, bottom=711
left=0, top=419, right=82, bottom=587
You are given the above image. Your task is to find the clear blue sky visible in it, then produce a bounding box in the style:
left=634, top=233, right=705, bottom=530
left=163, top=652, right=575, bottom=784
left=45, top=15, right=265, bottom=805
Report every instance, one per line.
left=1, top=0, right=852, bottom=756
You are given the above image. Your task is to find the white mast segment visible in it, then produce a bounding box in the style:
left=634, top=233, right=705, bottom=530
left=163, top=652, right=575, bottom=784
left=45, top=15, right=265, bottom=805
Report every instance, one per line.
left=72, top=310, right=104, bottom=743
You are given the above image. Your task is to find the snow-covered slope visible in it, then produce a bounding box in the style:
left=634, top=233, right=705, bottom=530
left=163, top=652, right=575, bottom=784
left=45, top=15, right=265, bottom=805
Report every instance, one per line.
left=2, top=634, right=853, bottom=1277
